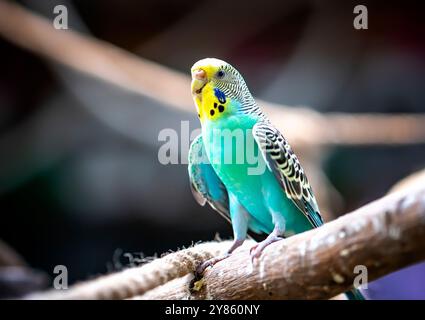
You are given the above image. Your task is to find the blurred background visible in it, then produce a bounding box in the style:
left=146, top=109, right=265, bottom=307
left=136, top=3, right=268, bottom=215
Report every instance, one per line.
left=0, top=0, right=424, bottom=299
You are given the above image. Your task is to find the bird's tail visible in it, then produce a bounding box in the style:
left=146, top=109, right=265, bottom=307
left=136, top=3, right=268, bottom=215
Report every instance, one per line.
left=344, top=288, right=366, bottom=300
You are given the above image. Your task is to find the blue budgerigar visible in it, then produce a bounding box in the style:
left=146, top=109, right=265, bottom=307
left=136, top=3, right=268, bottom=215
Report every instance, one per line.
left=188, top=58, right=364, bottom=300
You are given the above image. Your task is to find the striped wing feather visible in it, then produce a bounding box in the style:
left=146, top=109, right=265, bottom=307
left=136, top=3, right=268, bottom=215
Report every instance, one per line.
left=252, top=121, right=323, bottom=228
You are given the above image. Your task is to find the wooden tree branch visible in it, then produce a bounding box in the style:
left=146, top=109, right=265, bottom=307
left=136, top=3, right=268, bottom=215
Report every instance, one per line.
left=1, top=0, right=425, bottom=147
left=0, top=240, right=26, bottom=267
left=27, top=185, right=425, bottom=300
left=136, top=185, right=425, bottom=300
left=389, top=168, right=425, bottom=194
left=25, top=242, right=227, bottom=300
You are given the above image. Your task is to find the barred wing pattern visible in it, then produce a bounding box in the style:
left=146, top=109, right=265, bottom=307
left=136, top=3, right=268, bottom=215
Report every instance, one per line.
left=252, top=121, right=323, bottom=228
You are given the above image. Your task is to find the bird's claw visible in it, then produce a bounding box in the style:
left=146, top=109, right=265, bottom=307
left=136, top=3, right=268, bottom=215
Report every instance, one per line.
left=190, top=260, right=213, bottom=292
left=193, top=253, right=231, bottom=284
left=195, top=260, right=214, bottom=280
left=249, top=244, right=261, bottom=263
left=250, top=236, right=284, bottom=264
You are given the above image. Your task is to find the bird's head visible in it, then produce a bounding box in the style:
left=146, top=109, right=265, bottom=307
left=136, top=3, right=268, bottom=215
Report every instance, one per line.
left=190, top=58, right=253, bottom=122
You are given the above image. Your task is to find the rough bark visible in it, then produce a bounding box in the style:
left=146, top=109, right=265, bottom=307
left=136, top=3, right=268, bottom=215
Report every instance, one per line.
left=27, top=185, right=425, bottom=300
left=137, top=186, right=425, bottom=299
left=26, top=242, right=226, bottom=300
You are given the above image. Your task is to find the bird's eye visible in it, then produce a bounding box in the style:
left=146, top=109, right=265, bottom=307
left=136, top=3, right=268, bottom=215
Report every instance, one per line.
left=216, top=70, right=225, bottom=79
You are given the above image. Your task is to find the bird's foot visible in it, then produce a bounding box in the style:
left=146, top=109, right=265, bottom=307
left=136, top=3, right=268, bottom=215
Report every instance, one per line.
left=190, top=239, right=244, bottom=292
left=194, top=238, right=244, bottom=280
left=194, top=253, right=231, bottom=280
left=191, top=253, right=231, bottom=292
left=250, top=235, right=283, bottom=263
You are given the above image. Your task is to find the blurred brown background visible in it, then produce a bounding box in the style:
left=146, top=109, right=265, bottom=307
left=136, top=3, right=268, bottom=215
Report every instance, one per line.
left=0, top=0, right=424, bottom=298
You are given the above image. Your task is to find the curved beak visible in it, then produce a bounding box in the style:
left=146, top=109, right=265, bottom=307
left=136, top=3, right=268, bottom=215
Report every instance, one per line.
left=191, top=68, right=208, bottom=99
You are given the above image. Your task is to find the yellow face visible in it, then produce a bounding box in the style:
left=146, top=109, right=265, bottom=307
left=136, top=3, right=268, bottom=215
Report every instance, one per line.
left=191, top=58, right=230, bottom=123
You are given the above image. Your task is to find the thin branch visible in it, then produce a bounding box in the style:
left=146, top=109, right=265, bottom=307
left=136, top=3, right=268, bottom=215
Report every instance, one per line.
left=0, top=240, right=26, bottom=267
left=1, top=0, right=425, bottom=147
left=27, top=185, right=425, bottom=300
left=25, top=242, right=228, bottom=300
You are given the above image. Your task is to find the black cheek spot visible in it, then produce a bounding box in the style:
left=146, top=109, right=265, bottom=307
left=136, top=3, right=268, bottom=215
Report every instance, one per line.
left=197, top=113, right=200, bottom=118
left=218, top=105, right=225, bottom=113
left=214, top=103, right=217, bottom=108
left=210, top=109, right=215, bottom=116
